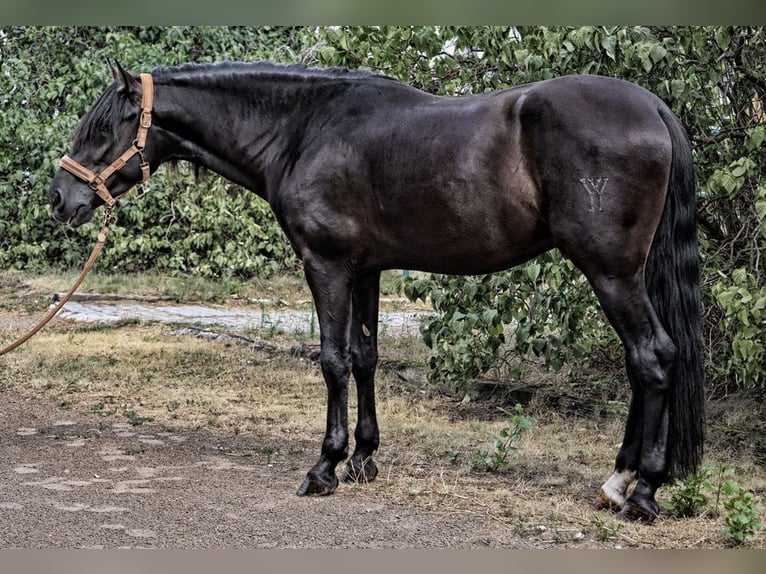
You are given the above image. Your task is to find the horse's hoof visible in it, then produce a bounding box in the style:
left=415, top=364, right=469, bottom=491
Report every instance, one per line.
left=296, top=474, right=338, bottom=496
left=341, top=457, right=378, bottom=484
left=617, top=497, right=659, bottom=523
left=594, top=491, right=622, bottom=512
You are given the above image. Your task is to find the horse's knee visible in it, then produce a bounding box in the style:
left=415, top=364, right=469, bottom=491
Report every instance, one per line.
left=351, top=355, right=377, bottom=384
left=321, top=346, right=351, bottom=382
left=351, top=338, right=377, bottom=374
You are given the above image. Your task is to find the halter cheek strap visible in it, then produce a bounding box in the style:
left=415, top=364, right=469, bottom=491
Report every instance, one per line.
left=59, top=73, right=154, bottom=207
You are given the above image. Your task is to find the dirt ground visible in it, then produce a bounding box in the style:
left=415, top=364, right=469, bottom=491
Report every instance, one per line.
left=0, top=383, right=537, bottom=549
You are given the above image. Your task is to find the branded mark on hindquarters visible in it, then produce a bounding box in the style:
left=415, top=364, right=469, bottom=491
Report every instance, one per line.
left=579, top=177, right=608, bottom=212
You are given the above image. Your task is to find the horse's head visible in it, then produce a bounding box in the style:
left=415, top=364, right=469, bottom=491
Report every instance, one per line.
left=49, top=61, right=153, bottom=226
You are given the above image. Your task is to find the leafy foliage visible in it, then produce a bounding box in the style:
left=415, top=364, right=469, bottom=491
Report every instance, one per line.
left=404, top=253, right=618, bottom=390
left=721, top=479, right=763, bottom=545
left=661, top=463, right=763, bottom=544
left=470, top=404, right=536, bottom=473
left=662, top=467, right=714, bottom=518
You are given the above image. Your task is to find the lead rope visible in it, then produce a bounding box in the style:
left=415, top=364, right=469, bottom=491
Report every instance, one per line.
left=0, top=204, right=114, bottom=357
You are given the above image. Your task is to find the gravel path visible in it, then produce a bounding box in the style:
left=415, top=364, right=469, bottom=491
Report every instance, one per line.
left=56, top=301, right=430, bottom=337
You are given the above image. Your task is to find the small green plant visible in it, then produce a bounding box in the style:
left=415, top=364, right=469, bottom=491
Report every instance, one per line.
left=447, top=450, right=461, bottom=464
left=662, top=467, right=714, bottom=518
left=471, top=404, right=535, bottom=473
left=91, top=401, right=116, bottom=417
left=256, top=446, right=279, bottom=465
left=591, top=515, right=623, bottom=543
left=711, top=463, right=736, bottom=517
left=721, top=479, right=763, bottom=545
left=124, top=409, right=155, bottom=426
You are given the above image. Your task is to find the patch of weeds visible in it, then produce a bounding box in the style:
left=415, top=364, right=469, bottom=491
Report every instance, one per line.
left=591, top=514, right=623, bottom=543
left=207, top=416, right=224, bottom=428
left=165, top=400, right=181, bottom=420
left=256, top=445, right=280, bottom=465
left=0, top=380, right=15, bottom=392
left=662, top=467, right=714, bottom=518
left=662, top=463, right=763, bottom=544
left=721, top=479, right=763, bottom=545
left=65, top=378, right=90, bottom=394
left=512, top=516, right=532, bottom=538
left=163, top=274, right=244, bottom=303
left=471, top=404, right=536, bottom=473
left=68, top=320, right=140, bottom=334
left=123, top=409, right=155, bottom=426
left=91, top=401, right=116, bottom=417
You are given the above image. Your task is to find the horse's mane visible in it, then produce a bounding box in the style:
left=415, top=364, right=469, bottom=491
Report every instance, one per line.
left=151, top=60, right=385, bottom=81
left=71, top=61, right=393, bottom=150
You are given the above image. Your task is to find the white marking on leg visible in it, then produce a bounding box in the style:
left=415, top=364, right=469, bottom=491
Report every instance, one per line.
left=599, top=469, right=637, bottom=507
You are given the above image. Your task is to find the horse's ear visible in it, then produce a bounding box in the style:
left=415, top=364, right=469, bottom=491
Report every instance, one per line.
left=108, top=59, right=142, bottom=103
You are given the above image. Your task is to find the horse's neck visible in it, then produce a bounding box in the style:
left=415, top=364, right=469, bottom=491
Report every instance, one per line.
left=152, top=76, right=304, bottom=199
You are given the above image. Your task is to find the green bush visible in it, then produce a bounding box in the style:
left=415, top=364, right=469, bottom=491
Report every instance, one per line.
left=662, top=468, right=714, bottom=518
left=404, top=253, right=618, bottom=392
left=661, top=464, right=763, bottom=543
left=721, top=479, right=763, bottom=545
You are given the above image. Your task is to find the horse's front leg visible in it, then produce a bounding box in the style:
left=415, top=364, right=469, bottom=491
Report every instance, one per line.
left=296, top=256, right=354, bottom=496
left=341, top=269, right=381, bottom=484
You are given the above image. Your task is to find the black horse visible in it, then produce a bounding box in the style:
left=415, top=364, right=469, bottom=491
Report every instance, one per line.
left=49, top=61, right=704, bottom=522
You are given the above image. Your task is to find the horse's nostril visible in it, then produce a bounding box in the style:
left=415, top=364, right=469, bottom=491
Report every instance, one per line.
left=50, top=188, right=62, bottom=208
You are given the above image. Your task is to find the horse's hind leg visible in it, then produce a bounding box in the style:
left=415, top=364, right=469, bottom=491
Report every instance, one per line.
left=585, top=272, right=677, bottom=522
left=341, top=270, right=382, bottom=484
left=595, top=353, right=645, bottom=510
left=595, top=399, right=640, bottom=510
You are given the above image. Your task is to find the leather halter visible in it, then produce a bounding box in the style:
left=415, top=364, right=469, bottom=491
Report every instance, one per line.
left=59, top=73, right=154, bottom=206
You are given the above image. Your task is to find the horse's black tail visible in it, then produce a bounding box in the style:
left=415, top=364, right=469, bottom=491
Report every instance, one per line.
left=646, top=107, right=705, bottom=480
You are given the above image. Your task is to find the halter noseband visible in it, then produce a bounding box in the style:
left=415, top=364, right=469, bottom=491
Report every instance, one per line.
left=59, top=73, right=154, bottom=207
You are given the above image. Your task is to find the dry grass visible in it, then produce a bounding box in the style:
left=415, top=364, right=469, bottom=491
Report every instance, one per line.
left=1, top=269, right=764, bottom=548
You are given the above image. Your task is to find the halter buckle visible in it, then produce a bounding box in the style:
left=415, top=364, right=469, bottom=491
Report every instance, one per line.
left=140, top=110, right=152, bottom=129
left=89, top=176, right=104, bottom=191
